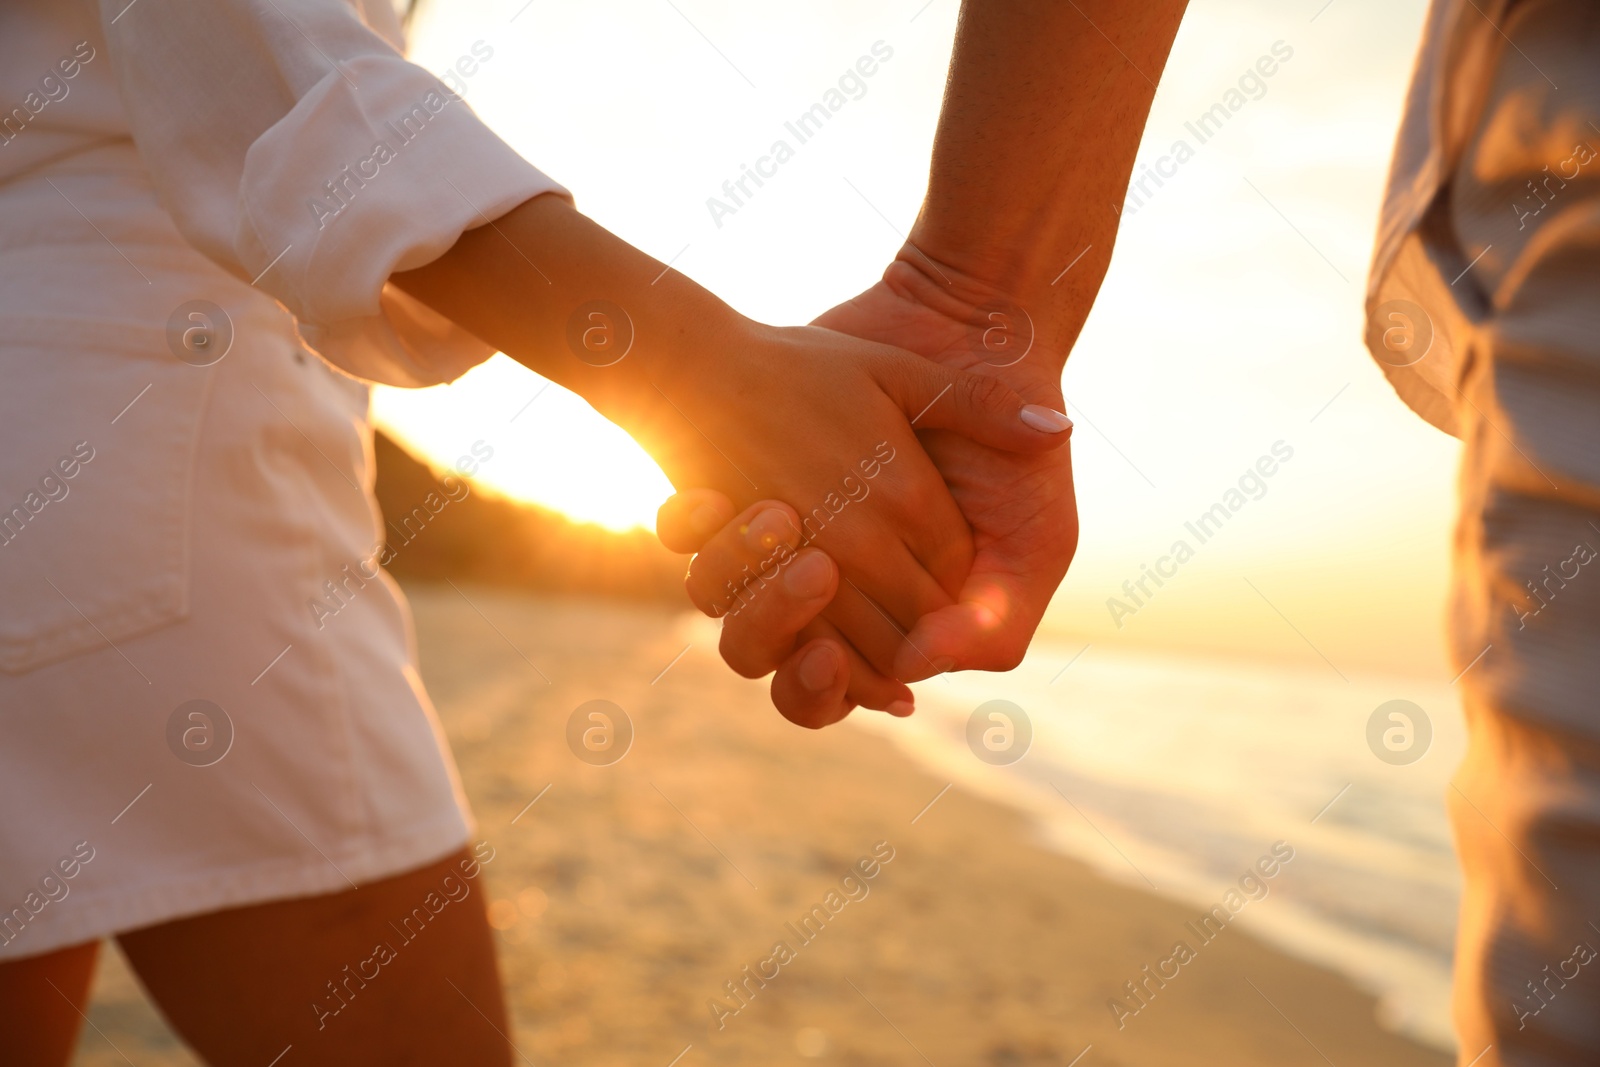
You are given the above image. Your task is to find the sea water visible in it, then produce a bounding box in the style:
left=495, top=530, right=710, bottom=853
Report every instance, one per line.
left=851, top=638, right=1464, bottom=1051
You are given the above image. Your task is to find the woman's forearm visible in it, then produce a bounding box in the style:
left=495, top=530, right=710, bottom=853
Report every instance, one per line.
left=909, top=0, right=1189, bottom=354
left=391, top=193, right=729, bottom=403
left=390, top=193, right=749, bottom=485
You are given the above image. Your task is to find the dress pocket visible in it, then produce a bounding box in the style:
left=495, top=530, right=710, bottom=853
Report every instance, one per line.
left=0, top=305, right=215, bottom=673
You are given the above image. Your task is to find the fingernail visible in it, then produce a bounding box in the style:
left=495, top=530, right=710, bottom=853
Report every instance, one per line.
left=798, top=644, right=840, bottom=692
left=886, top=700, right=915, bottom=718
left=1020, top=405, right=1073, bottom=433
left=931, top=656, right=957, bottom=675
left=743, top=508, right=793, bottom=552
left=783, top=550, right=833, bottom=599
left=690, top=504, right=722, bottom=535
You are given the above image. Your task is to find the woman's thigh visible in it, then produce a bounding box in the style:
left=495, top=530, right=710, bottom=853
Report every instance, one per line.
left=0, top=938, right=101, bottom=1066
left=117, top=847, right=512, bottom=1067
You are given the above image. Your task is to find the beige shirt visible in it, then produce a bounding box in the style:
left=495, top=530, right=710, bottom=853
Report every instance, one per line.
left=1364, top=0, right=1516, bottom=435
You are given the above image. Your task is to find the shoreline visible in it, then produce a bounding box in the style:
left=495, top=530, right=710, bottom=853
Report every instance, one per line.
left=856, top=637, right=1464, bottom=1051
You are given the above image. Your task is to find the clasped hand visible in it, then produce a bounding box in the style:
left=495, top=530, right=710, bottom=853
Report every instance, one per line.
left=393, top=198, right=1079, bottom=726
left=658, top=250, right=1080, bottom=728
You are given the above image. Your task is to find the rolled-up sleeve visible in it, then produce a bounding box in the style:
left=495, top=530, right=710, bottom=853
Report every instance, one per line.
left=99, top=0, right=568, bottom=386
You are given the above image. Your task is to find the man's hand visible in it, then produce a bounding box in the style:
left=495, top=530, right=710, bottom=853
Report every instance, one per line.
left=813, top=259, right=1079, bottom=682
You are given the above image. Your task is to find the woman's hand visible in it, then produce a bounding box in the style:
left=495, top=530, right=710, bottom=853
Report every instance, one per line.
left=391, top=195, right=1071, bottom=698
left=658, top=493, right=890, bottom=728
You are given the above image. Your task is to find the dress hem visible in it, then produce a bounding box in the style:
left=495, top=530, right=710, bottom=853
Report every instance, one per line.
left=0, top=808, right=473, bottom=962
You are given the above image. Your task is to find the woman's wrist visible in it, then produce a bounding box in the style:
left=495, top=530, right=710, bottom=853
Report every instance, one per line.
left=391, top=193, right=766, bottom=491
left=394, top=195, right=740, bottom=408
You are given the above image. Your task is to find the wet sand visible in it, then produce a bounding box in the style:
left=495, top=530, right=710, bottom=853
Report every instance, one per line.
left=73, top=584, right=1452, bottom=1066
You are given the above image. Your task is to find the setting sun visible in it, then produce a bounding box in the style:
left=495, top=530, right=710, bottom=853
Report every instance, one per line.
left=373, top=355, right=673, bottom=533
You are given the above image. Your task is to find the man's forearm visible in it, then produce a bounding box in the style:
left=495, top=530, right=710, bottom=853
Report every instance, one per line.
left=909, top=0, right=1189, bottom=353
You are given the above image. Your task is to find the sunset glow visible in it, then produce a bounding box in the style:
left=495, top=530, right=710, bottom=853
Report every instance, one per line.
left=380, top=0, right=1456, bottom=677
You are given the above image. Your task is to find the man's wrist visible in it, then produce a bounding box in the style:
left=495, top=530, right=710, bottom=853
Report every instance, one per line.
left=909, top=206, right=1114, bottom=306
left=882, top=241, right=1079, bottom=381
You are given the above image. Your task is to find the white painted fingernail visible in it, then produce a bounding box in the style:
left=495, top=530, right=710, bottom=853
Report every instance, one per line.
left=1020, top=405, right=1073, bottom=433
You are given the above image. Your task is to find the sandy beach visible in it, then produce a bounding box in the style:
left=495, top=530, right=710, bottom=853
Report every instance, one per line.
left=72, top=583, right=1452, bottom=1067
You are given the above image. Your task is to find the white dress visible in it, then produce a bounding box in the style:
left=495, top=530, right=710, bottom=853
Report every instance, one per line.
left=0, top=0, right=565, bottom=959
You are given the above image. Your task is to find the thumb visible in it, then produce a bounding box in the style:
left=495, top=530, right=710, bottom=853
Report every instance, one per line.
left=894, top=601, right=1019, bottom=682
left=883, top=360, right=1072, bottom=452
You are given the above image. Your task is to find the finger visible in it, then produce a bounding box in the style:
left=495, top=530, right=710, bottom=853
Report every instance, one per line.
left=859, top=443, right=974, bottom=605
left=819, top=566, right=940, bottom=675
left=893, top=568, right=1061, bottom=682
left=797, top=447, right=969, bottom=627
left=683, top=502, right=804, bottom=617
left=769, top=629, right=914, bottom=729
left=795, top=428, right=974, bottom=617
left=894, top=601, right=1005, bottom=682
left=770, top=638, right=853, bottom=729
left=784, top=617, right=912, bottom=716
left=719, top=547, right=837, bottom=678
left=894, top=439, right=1080, bottom=681
left=880, top=360, right=1073, bottom=453
left=656, top=489, right=739, bottom=554
left=683, top=499, right=946, bottom=685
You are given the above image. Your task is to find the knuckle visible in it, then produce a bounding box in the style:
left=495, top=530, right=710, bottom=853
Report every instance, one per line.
left=891, top=470, right=940, bottom=522
left=685, top=553, right=752, bottom=619
left=960, top=371, right=1012, bottom=414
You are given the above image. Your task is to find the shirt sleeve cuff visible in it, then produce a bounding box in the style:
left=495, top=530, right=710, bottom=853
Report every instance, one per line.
left=233, top=53, right=567, bottom=386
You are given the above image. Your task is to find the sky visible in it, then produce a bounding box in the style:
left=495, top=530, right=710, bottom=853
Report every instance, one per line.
left=378, top=0, right=1458, bottom=680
